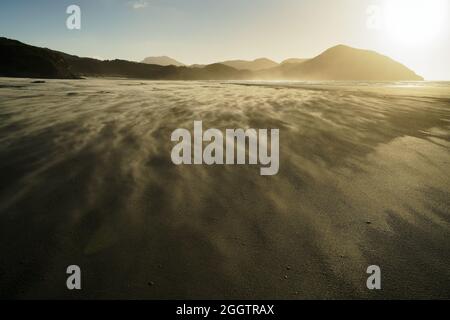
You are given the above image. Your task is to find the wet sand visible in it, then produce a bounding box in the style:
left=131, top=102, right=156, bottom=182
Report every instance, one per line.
left=0, top=78, right=449, bottom=299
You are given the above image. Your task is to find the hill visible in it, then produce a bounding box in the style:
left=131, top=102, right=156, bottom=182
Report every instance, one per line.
left=281, top=58, right=309, bottom=65
left=259, top=45, right=423, bottom=80
left=0, top=37, right=78, bottom=79
left=0, top=38, right=248, bottom=80
left=141, top=56, right=185, bottom=67
left=219, top=58, right=279, bottom=71
left=0, top=38, right=423, bottom=81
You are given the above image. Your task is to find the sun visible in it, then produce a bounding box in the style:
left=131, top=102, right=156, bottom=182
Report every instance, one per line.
left=384, top=0, right=448, bottom=45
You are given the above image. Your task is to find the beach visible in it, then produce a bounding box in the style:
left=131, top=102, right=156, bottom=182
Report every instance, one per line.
left=0, top=78, right=449, bottom=299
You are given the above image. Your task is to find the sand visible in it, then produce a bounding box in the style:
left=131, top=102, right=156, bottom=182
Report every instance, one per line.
left=0, top=78, right=449, bottom=299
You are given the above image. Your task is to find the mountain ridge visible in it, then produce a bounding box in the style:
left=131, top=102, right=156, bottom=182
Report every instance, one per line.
left=0, top=37, right=423, bottom=81
left=141, top=56, right=185, bottom=67
left=257, top=45, right=423, bottom=81
left=218, top=58, right=279, bottom=71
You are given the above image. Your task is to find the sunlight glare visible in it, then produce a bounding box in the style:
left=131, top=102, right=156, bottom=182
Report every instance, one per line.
left=385, top=0, right=448, bottom=45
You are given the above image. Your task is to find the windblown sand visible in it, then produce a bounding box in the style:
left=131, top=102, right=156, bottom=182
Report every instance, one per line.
left=0, top=78, right=449, bottom=299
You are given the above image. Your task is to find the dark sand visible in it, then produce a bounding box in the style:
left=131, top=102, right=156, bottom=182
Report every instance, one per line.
left=0, top=78, right=449, bottom=299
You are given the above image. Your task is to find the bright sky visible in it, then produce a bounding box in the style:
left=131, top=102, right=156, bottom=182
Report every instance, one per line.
left=0, top=0, right=449, bottom=80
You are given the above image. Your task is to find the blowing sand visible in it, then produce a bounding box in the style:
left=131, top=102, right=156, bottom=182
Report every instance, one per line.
left=0, top=78, right=449, bottom=299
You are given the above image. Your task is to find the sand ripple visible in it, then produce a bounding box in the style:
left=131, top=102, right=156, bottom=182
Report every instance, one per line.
left=0, top=78, right=449, bottom=299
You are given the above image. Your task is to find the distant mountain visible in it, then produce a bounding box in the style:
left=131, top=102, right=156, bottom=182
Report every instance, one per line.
left=0, top=38, right=423, bottom=81
left=259, top=45, right=423, bottom=81
left=64, top=57, right=250, bottom=80
left=281, top=58, right=309, bottom=65
left=219, top=58, right=279, bottom=71
left=141, top=56, right=184, bottom=67
left=0, top=38, right=249, bottom=80
left=0, top=37, right=78, bottom=79
left=190, top=64, right=206, bottom=68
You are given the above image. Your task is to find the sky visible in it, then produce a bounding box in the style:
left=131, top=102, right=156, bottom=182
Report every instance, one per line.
left=0, top=0, right=449, bottom=80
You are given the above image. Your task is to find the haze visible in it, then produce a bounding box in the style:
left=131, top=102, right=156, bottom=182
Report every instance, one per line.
left=0, top=0, right=449, bottom=80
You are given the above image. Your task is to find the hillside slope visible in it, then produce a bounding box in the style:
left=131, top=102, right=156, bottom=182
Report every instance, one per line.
left=141, top=56, right=185, bottom=67
left=0, top=38, right=78, bottom=79
left=0, top=38, right=423, bottom=81
left=258, top=45, right=423, bottom=80
left=220, top=58, right=279, bottom=71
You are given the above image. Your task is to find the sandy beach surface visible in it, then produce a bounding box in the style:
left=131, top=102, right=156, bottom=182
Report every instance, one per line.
left=0, top=78, right=449, bottom=299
